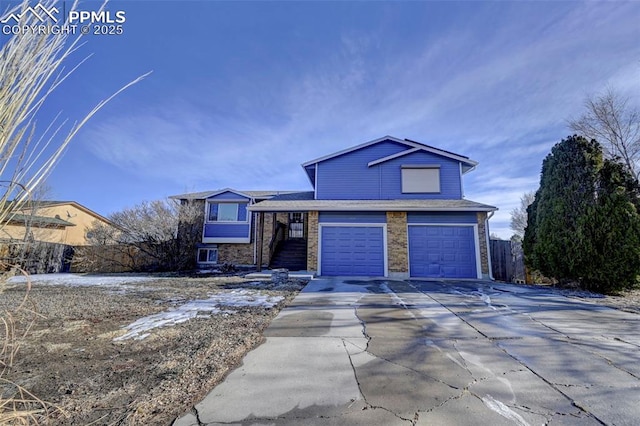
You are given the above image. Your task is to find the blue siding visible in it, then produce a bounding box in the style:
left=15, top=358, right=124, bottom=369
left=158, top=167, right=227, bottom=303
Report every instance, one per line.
left=315, top=140, right=409, bottom=200
left=203, top=223, right=250, bottom=238
left=321, top=226, right=384, bottom=276
left=409, top=225, right=477, bottom=278
left=207, top=191, right=251, bottom=201
left=379, top=151, right=462, bottom=199
left=319, top=211, right=387, bottom=223
left=315, top=140, right=463, bottom=200
left=407, top=212, right=477, bottom=224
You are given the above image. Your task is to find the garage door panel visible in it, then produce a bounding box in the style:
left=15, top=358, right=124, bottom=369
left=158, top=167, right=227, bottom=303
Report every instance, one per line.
left=321, top=226, right=384, bottom=276
left=409, top=225, right=477, bottom=278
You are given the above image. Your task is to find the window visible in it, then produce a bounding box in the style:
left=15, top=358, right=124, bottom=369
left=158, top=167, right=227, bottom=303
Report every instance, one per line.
left=207, top=202, right=248, bottom=222
left=197, top=248, right=218, bottom=263
left=401, top=165, right=441, bottom=193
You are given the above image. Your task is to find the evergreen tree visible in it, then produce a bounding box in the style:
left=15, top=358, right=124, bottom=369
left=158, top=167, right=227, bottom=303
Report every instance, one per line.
left=525, top=135, right=603, bottom=281
left=525, top=135, right=640, bottom=292
left=576, top=160, right=640, bottom=291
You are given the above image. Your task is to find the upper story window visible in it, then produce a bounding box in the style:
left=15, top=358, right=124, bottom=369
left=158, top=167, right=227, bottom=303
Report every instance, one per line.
left=401, top=165, right=441, bottom=193
left=207, top=202, right=248, bottom=222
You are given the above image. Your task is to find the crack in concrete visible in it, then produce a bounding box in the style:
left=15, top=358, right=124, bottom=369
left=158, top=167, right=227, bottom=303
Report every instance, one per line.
left=404, top=282, right=609, bottom=426
left=341, top=339, right=416, bottom=425
left=520, top=312, right=640, bottom=381
left=192, top=405, right=205, bottom=426
left=353, top=293, right=462, bottom=391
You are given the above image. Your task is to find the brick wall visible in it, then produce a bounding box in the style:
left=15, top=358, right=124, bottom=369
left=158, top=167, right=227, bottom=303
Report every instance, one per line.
left=217, top=243, right=254, bottom=265
left=386, top=212, right=408, bottom=273
left=477, top=212, right=489, bottom=276
left=306, top=211, right=318, bottom=271
left=260, top=212, right=273, bottom=266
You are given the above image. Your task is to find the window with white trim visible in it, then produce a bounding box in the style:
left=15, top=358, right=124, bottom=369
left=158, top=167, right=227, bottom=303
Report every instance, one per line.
left=197, top=247, right=218, bottom=263
left=207, top=202, right=248, bottom=222
left=401, top=165, right=441, bottom=193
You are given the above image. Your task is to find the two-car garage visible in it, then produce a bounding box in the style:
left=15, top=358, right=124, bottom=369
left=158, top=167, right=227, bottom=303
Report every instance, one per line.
left=318, top=212, right=481, bottom=278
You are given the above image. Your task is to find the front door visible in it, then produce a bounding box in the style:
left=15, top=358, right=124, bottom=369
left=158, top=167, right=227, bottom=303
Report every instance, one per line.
left=288, top=213, right=305, bottom=238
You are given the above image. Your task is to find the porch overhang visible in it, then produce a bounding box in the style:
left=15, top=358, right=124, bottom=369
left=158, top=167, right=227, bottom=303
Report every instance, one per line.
left=248, top=199, right=498, bottom=213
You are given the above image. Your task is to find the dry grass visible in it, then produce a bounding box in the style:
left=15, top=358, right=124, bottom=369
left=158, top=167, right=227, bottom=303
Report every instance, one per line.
left=1, top=2, right=148, bottom=418
left=0, top=275, right=306, bottom=425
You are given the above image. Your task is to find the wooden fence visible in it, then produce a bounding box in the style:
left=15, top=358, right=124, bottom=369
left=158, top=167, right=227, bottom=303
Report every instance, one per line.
left=71, top=244, right=158, bottom=273
left=490, top=239, right=526, bottom=283
left=0, top=240, right=74, bottom=274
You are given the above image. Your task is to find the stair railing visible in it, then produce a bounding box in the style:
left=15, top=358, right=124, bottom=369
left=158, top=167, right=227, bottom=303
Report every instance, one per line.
left=268, top=221, right=286, bottom=261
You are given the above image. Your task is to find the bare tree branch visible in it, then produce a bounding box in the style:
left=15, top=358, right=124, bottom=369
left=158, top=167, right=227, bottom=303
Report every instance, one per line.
left=84, top=199, right=202, bottom=271
left=510, top=191, right=535, bottom=238
left=569, top=87, right=640, bottom=179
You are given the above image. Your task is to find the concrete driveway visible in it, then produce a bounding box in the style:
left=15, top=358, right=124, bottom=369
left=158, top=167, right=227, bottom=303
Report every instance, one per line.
left=174, top=278, right=640, bottom=425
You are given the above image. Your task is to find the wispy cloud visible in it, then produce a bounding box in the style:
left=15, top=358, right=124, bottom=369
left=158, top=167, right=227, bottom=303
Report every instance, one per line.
left=79, top=1, right=639, bottom=237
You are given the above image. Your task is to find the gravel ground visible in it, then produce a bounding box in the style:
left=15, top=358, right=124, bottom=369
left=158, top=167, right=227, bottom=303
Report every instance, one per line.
left=0, top=275, right=306, bottom=425
left=596, top=287, right=640, bottom=314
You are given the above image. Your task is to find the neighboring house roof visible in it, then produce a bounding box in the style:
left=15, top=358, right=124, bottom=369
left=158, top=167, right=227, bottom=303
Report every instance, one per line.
left=5, top=213, right=76, bottom=228
left=15, top=200, right=113, bottom=226
left=170, top=189, right=305, bottom=201
left=249, top=198, right=497, bottom=212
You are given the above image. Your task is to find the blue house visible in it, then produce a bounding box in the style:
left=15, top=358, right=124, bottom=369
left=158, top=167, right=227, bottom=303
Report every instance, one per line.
left=172, top=136, right=497, bottom=279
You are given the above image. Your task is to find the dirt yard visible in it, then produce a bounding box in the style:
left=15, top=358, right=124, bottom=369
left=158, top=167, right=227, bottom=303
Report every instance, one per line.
left=0, top=274, right=307, bottom=425
left=598, top=287, right=640, bottom=314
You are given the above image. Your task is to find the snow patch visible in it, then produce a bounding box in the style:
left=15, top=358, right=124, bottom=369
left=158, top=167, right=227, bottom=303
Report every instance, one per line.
left=114, top=289, right=284, bottom=341
left=7, top=273, right=157, bottom=287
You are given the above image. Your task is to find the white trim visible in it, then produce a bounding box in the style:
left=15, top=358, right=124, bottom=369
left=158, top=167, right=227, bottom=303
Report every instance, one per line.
left=401, top=167, right=441, bottom=193
left=317, top=222, right=388, bottom=277
left=302, top=164, right=316, bottom=188
left=250, top=204, right=497, bottom=212
left=203, top=237, right=251, bottom=244
left=206, top=198, right=251, bottom=203
left=302, top=136, right=403, bottom=167
left=197, top=247, right=218, bottom=264
left=205, top=201, right=250, bottom=224
left=403, top=139, right=478, bottom=170
left=315, top=163, right=318, bottom=200
left=367, top=148, right=420, bottom=167
left=205, top=188, right=252, bottom=200
left=406, top=223, right=481, bottom=279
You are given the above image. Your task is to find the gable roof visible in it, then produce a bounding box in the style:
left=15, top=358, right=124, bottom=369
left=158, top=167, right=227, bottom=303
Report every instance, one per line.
left=302, top=135, right=477, bottom=169
left=9, top=200, right=113, bottom=226
left=301, top=136, right=478, bottom=186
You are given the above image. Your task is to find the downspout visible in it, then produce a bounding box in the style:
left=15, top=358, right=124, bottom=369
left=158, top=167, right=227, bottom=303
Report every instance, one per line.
left=485, top=211, right=494, bottom=280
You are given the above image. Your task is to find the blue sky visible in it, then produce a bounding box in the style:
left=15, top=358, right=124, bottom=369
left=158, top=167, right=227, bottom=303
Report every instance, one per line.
left=3, top=0, right=639, bottom=238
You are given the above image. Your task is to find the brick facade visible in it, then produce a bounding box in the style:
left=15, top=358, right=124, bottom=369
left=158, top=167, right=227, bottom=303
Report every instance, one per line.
left=259, top=212, right=270, bottom=267
left=306, top=211, right=318, bottom=271
left=386, top=212, right=408, bottom=274
left=217, top=243, right=254, bottom=265
left=476, top=211, right=489, bottom=277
